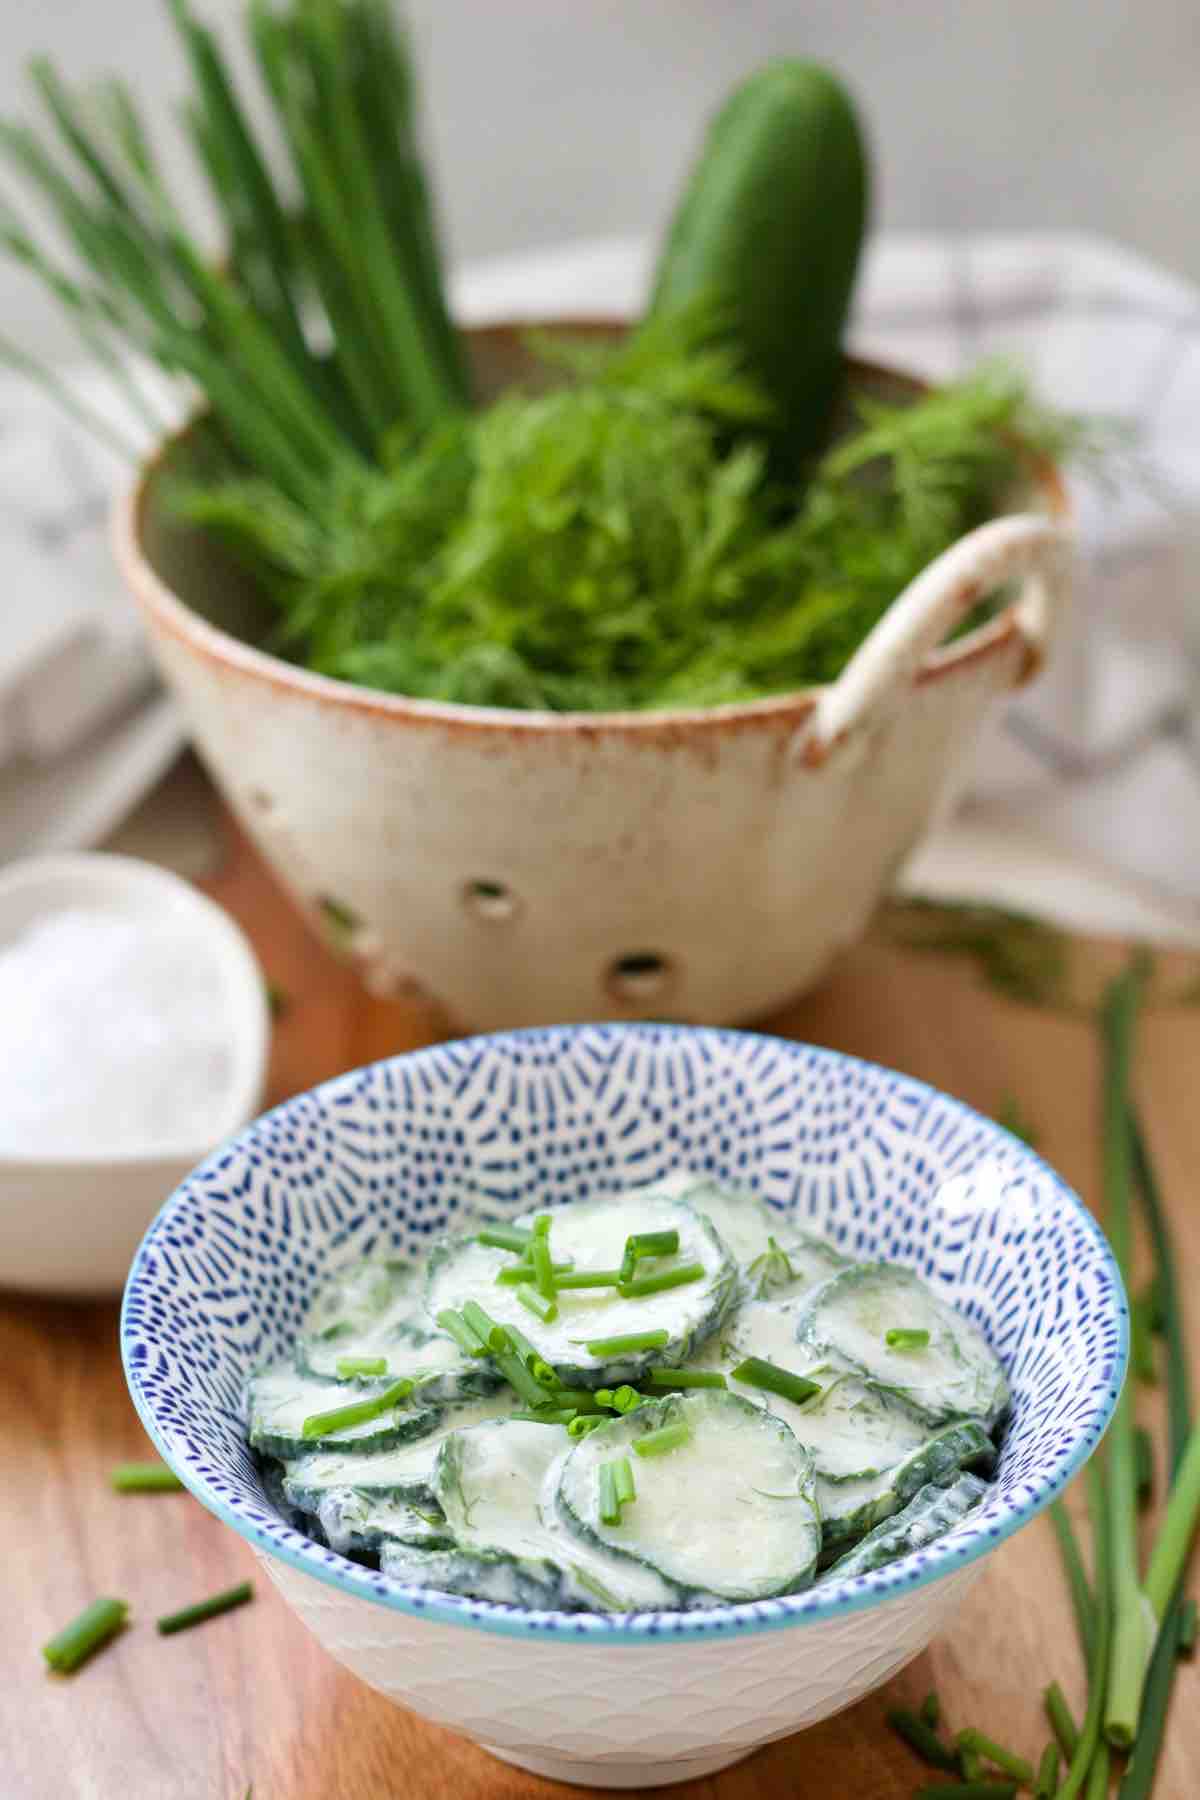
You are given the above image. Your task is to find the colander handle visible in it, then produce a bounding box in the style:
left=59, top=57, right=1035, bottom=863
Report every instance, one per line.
left=794, top=513, right=1074, bottom=767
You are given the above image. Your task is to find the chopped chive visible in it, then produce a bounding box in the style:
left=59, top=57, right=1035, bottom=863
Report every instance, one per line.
left=494, top=1349, right=557, bottom=1409
left=913, top=1784, right=1017, bottom=1799
left=301, top=1376, right=413, bottom=1440
left=1134, top=1425, right=1154, bottom=1506
left=157, top=1579, right=253, bottom=1636
left=623, top=1229, right=680, bottom=1261
left=633, top=1419, right=691, bottom=1459
left=580, top=1329, right=670, bottom=1357
left=568, top=1414, right=606, bottom=1438
left=885, top=1327, right=931, bottom=1350
left=598, top=1385, right=644, bottom=1413
left=516, top=1282, right=558, bottom=1324
left=885, top=1708, right=958, bottom=1771
left=512, top=1408, right=576, bottom=1425
left=612, top=1455, right=636, bottom=1507
left=110, top=1461, right=184, bottom=1492
left=461, top=1300, right=510, bottom=1355
left=530, top=1235, right=556, bottom=1302
left=955, top=1728, right=1033, bottom=1785
left=1043, top=1679, right=1079, bottom=1758
left=496, top=1259, right=573, bottom=1285
left=551, top=1269, right=623, bottom=1290
left=618, top=1261, right=705, bottom=1299
left=549, top=1388, right=605, bottom=1412
left=920, top=1691, right=941, bottom=1729
left=959, top=1748, right=984, bottom=1780
left=598, top=1461, right=621, bottom=1525
left=1085, top=1742, right=1109, bottom=1799
left=477, top=1224, right=532, bottom=1253
left=1178, top=1597, right=1197, bottom=1657
left=1033, top=1742, right=1060, bottom=1800
left=531, top=1213, right=552, bottom=1239
left=645, top=1368, right=727, bottom=1390
left=436, top=1308, right=489, bottom=1356
left=531, top=1358, right=561, bottom=1389
left=335, top=1355, right=388, bottom=1379
left=42, top=1597, right=128, bottom=1673
left=731, top=1356, right=821, bottom=1406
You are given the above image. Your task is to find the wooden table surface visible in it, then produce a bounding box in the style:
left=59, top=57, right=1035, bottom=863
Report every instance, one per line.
left=5, top=801, right=1199, bottom=1799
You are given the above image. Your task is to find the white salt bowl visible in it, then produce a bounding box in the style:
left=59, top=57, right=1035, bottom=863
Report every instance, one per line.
left=0, top=852, right=269, bottom=1296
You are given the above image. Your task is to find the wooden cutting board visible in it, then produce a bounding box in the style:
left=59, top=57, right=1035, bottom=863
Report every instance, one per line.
left=3, top=797, right=1197, bottom=1799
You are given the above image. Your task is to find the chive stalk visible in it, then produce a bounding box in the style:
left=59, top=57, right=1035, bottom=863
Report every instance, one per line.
left=645, top=1368, right=727, bottom=1390
left=301, top=1376, right=413, bottom=1439
left=1134, top=1426, right=1154, bottom=1506
left=1049, top=1503, right=1096, bottom=1662
left=633, top=1420, right=691, bottom=1459
left=110, top=1461, right=184, bottom=1492
left=477, top=1224, right=532, bottom=1254
left=1178, top=1598, right=1197, bottom=1657
left=1100, top=965, right=1153, bottom=1750
left=335, top=1356, right=388, bottom=1379
left=618, top=1261, right=705, bottom=1299
left=1033, top=1743, right=1060, bottom=1800
left=157, top=1579, right=253, bottom=1636
left=543, top=1269, right=618, bottom=1290
left=1056, top=1457, right=1113, bottom=1800
left=1044, top=1679, right=1080, bottom=1758
left=513, top=1408, right=576, bottom=1426
left=567, top=1414, right=606, bottom=1439
left=885, top=1708, right=958, bottom=1771
left=516, top=1282, right=557, bottom=1324
left=885, top=1328, right=930, bottom=1350
left=42, top=1597, right=128, bottom=1672
left=436, top=1309, right=488, bottom=1356
left=920, top=1691, right=941, bottom=1729
left=1142, top=1424, right=1200, bottom=1624
left=731, top=1356, right=821, bottom=1406
left=913, top=1786, right=1016, bottom=1800
left=581, top=1329, right=669, bottom=1357
left=954, top=1730, right=1033, bottom=1785
left=530, top=1234, right=556, bottom=1302
left=598, top=1462, right=621, bottom=1525
left=612, top=1456, right=636, bottom=1507
left=460, top=1300, right=510, bottom=1354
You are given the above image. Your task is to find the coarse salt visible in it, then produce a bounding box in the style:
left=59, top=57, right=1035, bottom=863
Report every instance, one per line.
left=0, top=904, right=236, bottom=1156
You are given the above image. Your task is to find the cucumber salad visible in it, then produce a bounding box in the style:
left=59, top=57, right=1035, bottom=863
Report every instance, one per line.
left=248, top=1178, right=1008, bottom=1612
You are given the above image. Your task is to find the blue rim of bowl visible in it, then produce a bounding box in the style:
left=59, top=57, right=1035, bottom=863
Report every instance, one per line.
left=121, top=1024, right=1128, bottom=1645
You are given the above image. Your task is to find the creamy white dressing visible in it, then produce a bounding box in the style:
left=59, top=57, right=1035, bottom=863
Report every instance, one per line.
left=283, top=1391, right=518, bottom=1496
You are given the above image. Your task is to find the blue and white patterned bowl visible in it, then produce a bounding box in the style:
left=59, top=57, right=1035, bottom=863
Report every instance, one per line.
left=121, top=1026, right=1125, bottom=1789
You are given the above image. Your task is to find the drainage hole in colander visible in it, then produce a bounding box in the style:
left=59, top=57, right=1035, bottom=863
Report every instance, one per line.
left=606, top=952, right=675, bottom=1004
left=463, top=879, right=519, bottom=922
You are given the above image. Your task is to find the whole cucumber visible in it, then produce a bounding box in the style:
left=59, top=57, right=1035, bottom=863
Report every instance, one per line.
left=646, top=60, right=868, bottom=464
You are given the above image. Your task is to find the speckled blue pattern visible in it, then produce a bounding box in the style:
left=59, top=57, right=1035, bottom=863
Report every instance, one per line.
left=121, top=1026, right=1126, bottom=1643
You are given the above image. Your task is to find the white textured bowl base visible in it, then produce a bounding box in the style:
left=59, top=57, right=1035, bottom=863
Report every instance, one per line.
left=483, top=1743, right=750, bottom=1788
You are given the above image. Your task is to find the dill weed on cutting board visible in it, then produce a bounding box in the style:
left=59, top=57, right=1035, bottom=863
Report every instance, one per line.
left=0, top=3, right=1100, bottom=715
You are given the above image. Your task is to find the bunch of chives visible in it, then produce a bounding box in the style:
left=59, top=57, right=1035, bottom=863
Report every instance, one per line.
left=0, top=0, right=469, bottom=497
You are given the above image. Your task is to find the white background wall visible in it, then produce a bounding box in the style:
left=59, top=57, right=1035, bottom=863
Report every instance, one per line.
left=1, top=0, right=1196, bottom=355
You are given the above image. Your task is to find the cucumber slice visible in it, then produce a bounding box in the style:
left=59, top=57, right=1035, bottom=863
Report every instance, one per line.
left=311, top=1488, right=454, bottom=1557
left=662, top=1175, right=779, bottom=1266
left=557, top=1389, right=820, bottom=1602
left=745, top=1233, right=849, bottom=1302
left=819, top=1472, right=989, bottom=1582
left=379, top=1541, right=566, bottom=1609
left=298, top=1259, right=496, bottom=1398
left=817, top=1418, right=995, bottom=1553
left=432, top=1418, right=681, bottom=1612
left=425, top=1193, right=736, bottom=1385
left=247, top=1363, right=442, bottom=1458
left=797, top=1264, right=1010, bottom=1427
left=281, top=1391, right=520, bottom=1508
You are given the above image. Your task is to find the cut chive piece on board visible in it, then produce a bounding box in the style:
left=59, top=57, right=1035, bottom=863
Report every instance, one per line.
left=1179, top=1598, right=1198, bottom=1657
left=731, top=1356, right=820, bottom=1406
left=920, top=1692, right=941, bottom=1728
left=886, top=1328, right=931, bottom=1350
left=476, top=1224, right=532, bottom=1253
left=954, top=1729, right=1033, bottom=1784
left=301, top=1377, right=413, bottom=1440
left=1048, top=1504, right=1095, bottom=1662
left=157, top=1580, right=253, bottom=1636
left=1043, top=1679, right=1079, bottom=1758
left=913, top=1784, right=1017, bottom=1799
left=581, top=1329, right=670, bottom=1357
left=1033, top=1742, right=1060, bottom=1800
left=336, top=1356, right=388, bottom=1379
left=619, top=1261, right=705, bottom=1299
left=42, top=1597, right=128, bottom=1673
left=633, top=1420, right=692, bottom=1459
left=110, top=1462, right=184, bottom=1492
left=516, top=1283, right=557, bottom=1323
left=885, top=1708, right=958, bottom=1770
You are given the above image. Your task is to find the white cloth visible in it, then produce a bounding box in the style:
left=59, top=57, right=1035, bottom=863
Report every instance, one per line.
left=5, top=232, right=1200, bottom=943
